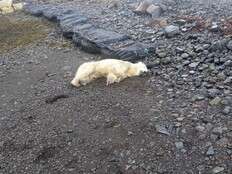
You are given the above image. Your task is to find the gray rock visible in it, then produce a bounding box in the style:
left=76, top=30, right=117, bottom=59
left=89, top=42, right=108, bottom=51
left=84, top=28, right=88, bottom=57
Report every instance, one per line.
left=189, top=62, right=199, bottom=68
left=222, top=106, right=231, bottom=115
left=207, top=88, right=220, bottom=98
left=195, top=125, right=205, bottom=132
left=212, top=166, right=224, bottom=173
left=155, top=124, right=170, bottom=136
left=206, top=146, right=215, bottom=156
left=212, top=126, right=227, bottom=135
left=161, top=57, right=171, bottom=64
left=210, top=23, right=220, bottom=32
left=209, top=97, right=222, bottom=106
left=224, top=76, right=232, bottom=84
left=175, top=141, right=184, bottom=149
left=146, top=4, right=162, bottom=18
left=226, top=40, right=232, bottom=50
left=192, top=95, right=205, bottom=101
left=164, top=25, right=180, bottom=38
left=216, top=137, right=229, bottom=147
left=210, top=39, right=228, bottom=51
left=174, top=19, right=186, bottom=26
left=157, top=52, right=167, bottom=58
left=181, top=53, right=189, bottom=59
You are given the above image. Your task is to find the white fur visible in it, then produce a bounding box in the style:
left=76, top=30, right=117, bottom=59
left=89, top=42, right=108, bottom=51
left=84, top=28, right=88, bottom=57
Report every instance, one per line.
left=71, top=59, right=148, bottom=87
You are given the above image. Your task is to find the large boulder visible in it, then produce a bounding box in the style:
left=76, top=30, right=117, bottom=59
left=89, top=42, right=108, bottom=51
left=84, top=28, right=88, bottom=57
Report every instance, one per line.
left=23, top=4, right=51, bottom=16
left=42, top=6, right=74, bottom=22
left=60, top=16, right=88, bottom=38
left=73, top=28, right=130, bottom=53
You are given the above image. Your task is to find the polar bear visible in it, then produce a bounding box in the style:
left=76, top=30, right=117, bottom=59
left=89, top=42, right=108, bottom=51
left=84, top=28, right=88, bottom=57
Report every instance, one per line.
left=71, top=59, right=148, bottom=87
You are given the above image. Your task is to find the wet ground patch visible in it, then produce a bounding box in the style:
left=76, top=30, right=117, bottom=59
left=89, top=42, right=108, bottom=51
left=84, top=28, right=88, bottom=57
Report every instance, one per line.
left=0, top=12, right=52, bottom=53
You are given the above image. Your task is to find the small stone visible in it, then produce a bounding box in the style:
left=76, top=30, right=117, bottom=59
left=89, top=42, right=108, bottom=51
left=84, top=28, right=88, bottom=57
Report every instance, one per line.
left=181, top=53, right=189, bottom=59
left=207, top=88, right=220, bottom=98
left=209, top=97, right=222, bottom=106
left=224, top=76, right=232, bottom=84
left=134, top=0, right=152, bottom=14
left=206, top=146, right=215, bottom=156
left=157, top=52, right=167, bottom=58
left=175, top=47, right=184, bottom=54
left=195, top=125, right=205, bottom=132
left=164, top=25, right=180, bottom=38
left=155, top=124, right=170, bottom=136
left=212, top=166, right=224, bottom=173
left=108, top=1, right=119, bottom=9
left=189, top=62, right=199, bottom=68
left=210, top=23, right=220, bottom=32
left=226, top=40, right=232, bottom=50
left=212, top=126, right=227, bottom=135
left=209, top=64, right=216, bottom=71
left=216, top=137, right=229, bottom=147
left=222, top=106, right=231, bottom=115
left=175, top=19, right=186, bottom=26
left=192, top=95, right=205, bottom=101
left=161, top=57, right=171, bottom=64
left=176, top=117, right=185, bottom=121
left=146, top=4, right=162, bottom=18
left=175, top=141, right=184, bottom=149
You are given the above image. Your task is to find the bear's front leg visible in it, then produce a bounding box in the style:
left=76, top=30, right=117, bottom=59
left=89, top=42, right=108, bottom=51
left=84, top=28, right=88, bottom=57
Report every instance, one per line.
left=71, top=78, right=81, bottom=87
left=106, top=73, right=117, bottom=86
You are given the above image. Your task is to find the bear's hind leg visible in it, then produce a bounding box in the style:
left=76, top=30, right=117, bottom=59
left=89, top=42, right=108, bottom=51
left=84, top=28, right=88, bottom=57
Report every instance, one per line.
left=106, top=73, right=117, bottom=86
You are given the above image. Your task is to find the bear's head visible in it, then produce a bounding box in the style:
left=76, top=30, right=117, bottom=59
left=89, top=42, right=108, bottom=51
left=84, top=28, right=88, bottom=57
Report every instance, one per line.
left=135, top=62, right=148, bottom=75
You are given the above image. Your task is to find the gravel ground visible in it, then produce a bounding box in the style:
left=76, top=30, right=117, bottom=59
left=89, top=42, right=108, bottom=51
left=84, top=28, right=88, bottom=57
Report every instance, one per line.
left=0, top=1, right=232, bottom=174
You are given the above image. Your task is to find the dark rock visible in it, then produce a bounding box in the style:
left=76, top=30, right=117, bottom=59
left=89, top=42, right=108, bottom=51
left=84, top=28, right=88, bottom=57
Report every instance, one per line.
left=73, top=28, right=130, bottom=54
left=108, top=42, right=156, bottom=61
left=60, top=16, right=89, bottom=38
left=209, top=39, right=229, bottom=52
left=23, top=4, right=51, bottom=16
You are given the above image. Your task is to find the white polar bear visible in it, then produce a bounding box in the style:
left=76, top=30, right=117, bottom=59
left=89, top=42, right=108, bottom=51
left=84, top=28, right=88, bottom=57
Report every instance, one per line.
left=71, top=59, right=148, bottom=87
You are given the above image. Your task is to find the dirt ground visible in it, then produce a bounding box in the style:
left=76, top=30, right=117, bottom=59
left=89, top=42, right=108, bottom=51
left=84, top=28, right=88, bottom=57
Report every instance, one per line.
left=0, top=11, right=231, bottom=174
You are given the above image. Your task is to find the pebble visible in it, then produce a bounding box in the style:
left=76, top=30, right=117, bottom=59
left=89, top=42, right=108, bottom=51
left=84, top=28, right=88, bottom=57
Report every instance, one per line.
left=189, top=62, right=199, bottom=68
left=175, top=141, right=184, bottom=149
left=212, top=166, right=224, bottom=173
left=212, top=126, right=227, bottom=135
left=164, top=25, right=180, bottom=38
left=222, top=106, right=231, bottom=115
left=226, top=40, right=232, bottom=50
left=209, top=97, right=222, bottom=106
left=206, top=146, right=215, bottom=156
